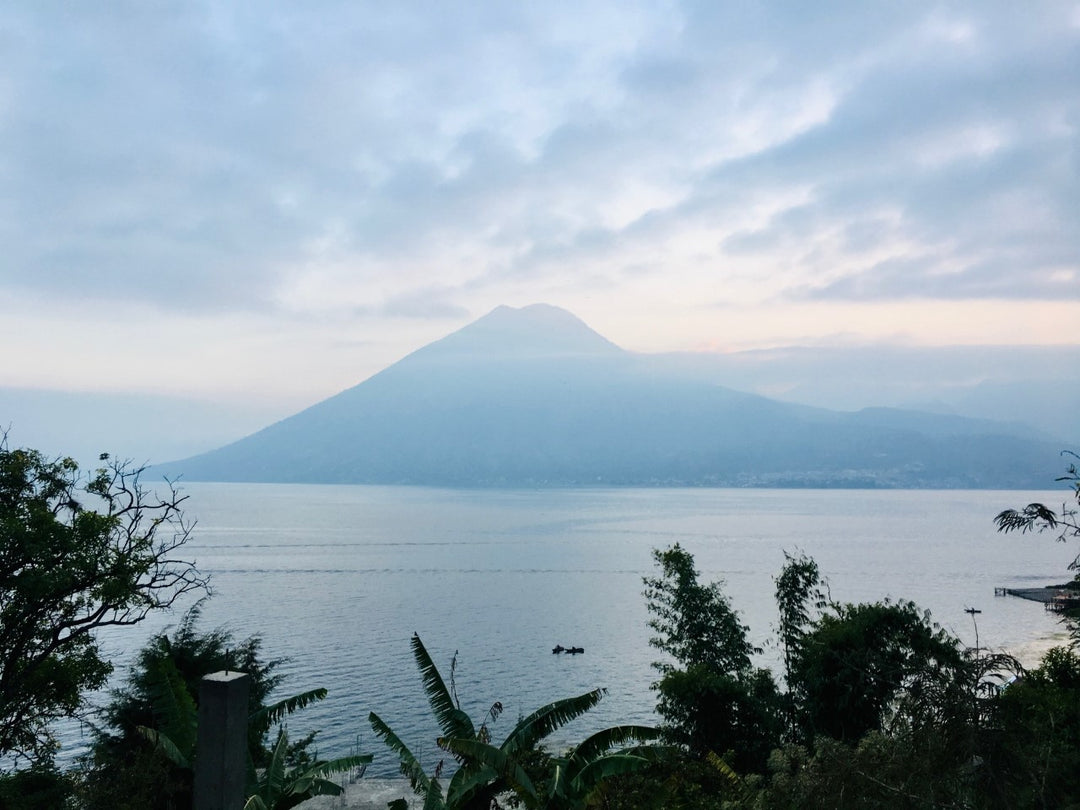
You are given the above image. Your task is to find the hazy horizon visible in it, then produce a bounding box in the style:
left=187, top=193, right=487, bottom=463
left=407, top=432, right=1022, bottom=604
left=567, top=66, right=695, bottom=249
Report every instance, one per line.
left=1, top=3, right=1077, bottom=463
left=3, top=305, right=1078, bottom=468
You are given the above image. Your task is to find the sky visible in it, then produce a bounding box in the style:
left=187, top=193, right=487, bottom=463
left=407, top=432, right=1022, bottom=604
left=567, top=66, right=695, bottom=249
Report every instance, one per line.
left=1, top=2, right=1078, bottom=460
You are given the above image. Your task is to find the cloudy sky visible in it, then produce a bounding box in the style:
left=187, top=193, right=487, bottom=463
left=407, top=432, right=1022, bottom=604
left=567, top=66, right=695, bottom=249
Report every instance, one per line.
left=1, top=2, right=1078, bottom=449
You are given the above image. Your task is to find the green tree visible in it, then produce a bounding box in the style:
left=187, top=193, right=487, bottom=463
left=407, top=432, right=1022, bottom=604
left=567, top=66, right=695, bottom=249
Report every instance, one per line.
left=773, top=551, right=826, bottom=739
left=643, top=545, right=756, bottom=675
left=0, top=763, right=75, bottom=810
left=755, top=731, right=976, bottom=810
left=80, top=602, right=280, bottom=809
left=0, top=441, right=206, bottom=764
left=979, top=645, right=1080, bottom=808
left=788, top=599, right=971, bottom=743
left=643, top=545, right=781, bottom=772
left=81, top=604, right=368, bottom=810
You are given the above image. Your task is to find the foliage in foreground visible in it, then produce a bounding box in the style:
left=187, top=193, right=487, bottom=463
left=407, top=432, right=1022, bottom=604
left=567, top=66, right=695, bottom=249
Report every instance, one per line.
left=370, top=633, right=661, bottom=810
left=637, top=541, right=1047, bottom=810
left=0, top=441, right=206, bottom=763
left=79, top=604, right=369, bottom=810
left=5, top=444, right=1080, bottom=809
left=643, top=545, right=781, bottom=773
left=996, top=450, right=1080, bottom=578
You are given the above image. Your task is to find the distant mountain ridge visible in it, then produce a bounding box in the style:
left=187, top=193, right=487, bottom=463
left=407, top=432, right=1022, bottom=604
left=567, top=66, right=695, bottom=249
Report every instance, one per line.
left=155, top=304, right=1066, bottom=488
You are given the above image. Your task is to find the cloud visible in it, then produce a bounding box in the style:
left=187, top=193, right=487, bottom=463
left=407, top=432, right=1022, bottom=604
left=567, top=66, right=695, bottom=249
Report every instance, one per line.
left=696, top=3, right=1079, bottom=303
left=0, top=0, right=1075, bottom=396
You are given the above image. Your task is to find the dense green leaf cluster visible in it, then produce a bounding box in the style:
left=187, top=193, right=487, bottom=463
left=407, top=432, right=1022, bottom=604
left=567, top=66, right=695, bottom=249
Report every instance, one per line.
left=77, top=605, right=369, bottom=810
left=635, top=536, right=1080, bottom=809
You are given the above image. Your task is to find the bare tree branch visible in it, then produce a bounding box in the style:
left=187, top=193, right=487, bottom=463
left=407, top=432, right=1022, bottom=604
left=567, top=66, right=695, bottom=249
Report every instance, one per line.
left=0, top=438, right=209, bottom=763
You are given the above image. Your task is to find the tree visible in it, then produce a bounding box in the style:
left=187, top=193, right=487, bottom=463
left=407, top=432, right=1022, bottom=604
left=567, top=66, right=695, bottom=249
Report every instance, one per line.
left=642, top=545, right=781, bottom=772
left=773, top=551, right=826, bottom=738
left=979, top=645, right=1080, bottom=807
left=81, top=604, right=369, bottom=810
left=995, top=450, right=1080, bottom=574
left=788, top=599, right=972, bottom=743
left=93, top=601, right=288, bottom=764
left=643, top=545, right=756, bottom=675
left=0, top=441, right=207, bottom=763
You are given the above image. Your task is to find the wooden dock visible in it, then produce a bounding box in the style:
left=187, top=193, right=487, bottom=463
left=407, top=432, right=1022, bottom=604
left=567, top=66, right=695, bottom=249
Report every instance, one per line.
left=996, top=586, right=1080, bottom=612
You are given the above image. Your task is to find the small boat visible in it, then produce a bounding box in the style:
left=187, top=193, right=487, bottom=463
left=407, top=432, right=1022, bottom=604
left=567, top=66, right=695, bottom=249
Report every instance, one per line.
left=553, top=644, right=584, bottom=654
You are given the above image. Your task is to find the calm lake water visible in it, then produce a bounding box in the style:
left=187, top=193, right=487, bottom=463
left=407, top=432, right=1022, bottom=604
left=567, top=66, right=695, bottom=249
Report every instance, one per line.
left=71, top=484, right=1074, bottom=775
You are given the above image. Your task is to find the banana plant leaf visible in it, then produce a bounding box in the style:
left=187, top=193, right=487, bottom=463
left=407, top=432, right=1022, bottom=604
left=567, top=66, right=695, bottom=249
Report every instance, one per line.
left=249, top=687, right=328, bottom=737
left=500, top=688, right=605, bottom=755
left=369, top=710, right=433, bottom=795
left=410, top=633, right=477, bottom=742
left=439, top=736, right=540, bottom=809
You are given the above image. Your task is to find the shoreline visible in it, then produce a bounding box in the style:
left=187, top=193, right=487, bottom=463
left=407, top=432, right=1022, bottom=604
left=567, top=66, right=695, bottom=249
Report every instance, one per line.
left=301, top=777, right=415, bottom=810
left=995, top=585, right=1076, bottom=669
left=1004, top=626, right=1074, bottom=670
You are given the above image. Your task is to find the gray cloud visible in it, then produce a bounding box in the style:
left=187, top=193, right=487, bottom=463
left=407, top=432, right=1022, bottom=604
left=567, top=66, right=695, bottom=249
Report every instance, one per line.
left=0, top=1, right=1075, bottom=319
left=699, top=4, right=1079, bottom=301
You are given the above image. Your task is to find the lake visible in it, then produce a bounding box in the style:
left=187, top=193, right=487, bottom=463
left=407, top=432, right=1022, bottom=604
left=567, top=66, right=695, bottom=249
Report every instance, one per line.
left=71, top=484, right=1074, bottom=776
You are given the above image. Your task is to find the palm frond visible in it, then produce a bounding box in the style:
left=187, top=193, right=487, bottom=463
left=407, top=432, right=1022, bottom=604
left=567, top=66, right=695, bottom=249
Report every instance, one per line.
left=500, top=688, right=604, bottom=755
left=300, top=776, right=344, bottom=797
left=566, top=725, right=660, bottom=772
left=411, top=634, right=476, bottom=740
left=264, top=727, right=290, bottom=804
left=285, top=774, right=341, bottom=797
left=135, top=726, right=190, bottom=769
left=369, top=711, right=431, bottom=795
left=176, top=597, right=210, bottom=638
left=248, top=687, right=328, bottom=736
left=243, top=796, right=268, bottom=810
left=440, top=737, right=539, bottom=809
left=995, top=503, right=1058, bottom=533
left=272, top=778, right=343, bottom=810
left=145, top=654, right=198, bottom=760
left=569, top=753, right=651, bottom=797
left=296, top=753, right=372, bottom=781
left=444, top=761, right=499, bottom=810
left=420, top=776, right=446, bottom=810
left=548, top=759, right=568, bottom=804
left=706, top=751, right=748, bottom=798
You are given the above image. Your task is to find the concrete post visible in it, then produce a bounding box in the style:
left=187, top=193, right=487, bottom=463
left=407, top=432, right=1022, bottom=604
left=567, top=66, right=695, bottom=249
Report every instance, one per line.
left=193, top=671, right=250, bottom=810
